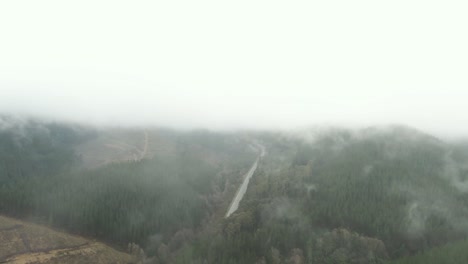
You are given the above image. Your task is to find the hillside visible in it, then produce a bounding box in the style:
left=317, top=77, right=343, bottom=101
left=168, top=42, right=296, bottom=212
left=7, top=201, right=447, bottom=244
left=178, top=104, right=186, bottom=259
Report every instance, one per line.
left=0, top=215, right=136, bottom=264
left=2, top=115, right=468, bottom=263
left=178, top=126, right=468, bottom=263
left=0, top=116, right=257, bottom=263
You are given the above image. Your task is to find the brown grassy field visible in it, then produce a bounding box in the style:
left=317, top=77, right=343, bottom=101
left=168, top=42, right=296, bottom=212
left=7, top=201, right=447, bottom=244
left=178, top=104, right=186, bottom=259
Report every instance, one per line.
left=0, top=216, right=136, bottom=264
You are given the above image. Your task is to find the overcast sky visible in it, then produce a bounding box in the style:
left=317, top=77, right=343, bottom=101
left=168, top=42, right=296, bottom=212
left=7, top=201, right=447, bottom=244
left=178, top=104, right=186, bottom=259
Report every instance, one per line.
left=0, top=1, right=467, bottom=136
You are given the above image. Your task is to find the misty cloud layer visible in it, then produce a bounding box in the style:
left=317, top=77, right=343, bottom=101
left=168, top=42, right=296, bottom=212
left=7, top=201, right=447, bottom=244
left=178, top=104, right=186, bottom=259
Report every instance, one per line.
left=1, top=1, right=467, bottom=137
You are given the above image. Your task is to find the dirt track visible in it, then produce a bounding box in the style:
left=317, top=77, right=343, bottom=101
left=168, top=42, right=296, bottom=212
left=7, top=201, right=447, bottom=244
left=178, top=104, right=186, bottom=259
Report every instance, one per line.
left=225, top=143, right=265, bottom=218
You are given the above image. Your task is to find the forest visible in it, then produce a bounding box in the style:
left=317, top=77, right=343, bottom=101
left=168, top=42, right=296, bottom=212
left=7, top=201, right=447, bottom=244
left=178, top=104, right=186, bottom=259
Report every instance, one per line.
left=2, top=115, right=468, bottom=263
left=0, top=116, right=255, bottom=261
left=173, top=127, right=468, bottom=263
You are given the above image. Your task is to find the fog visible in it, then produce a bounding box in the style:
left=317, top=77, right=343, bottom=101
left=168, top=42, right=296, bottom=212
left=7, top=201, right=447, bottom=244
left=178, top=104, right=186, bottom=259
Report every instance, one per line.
left=1, top=1, right=467, bottom=137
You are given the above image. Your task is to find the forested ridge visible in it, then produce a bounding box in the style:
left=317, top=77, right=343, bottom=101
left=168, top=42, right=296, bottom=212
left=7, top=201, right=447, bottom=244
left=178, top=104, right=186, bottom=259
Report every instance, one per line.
left=0, top=115, right=256, bottom=262
left=175, top=127, right=468, bottom=263
left=1, top=115, right=468, bottom=263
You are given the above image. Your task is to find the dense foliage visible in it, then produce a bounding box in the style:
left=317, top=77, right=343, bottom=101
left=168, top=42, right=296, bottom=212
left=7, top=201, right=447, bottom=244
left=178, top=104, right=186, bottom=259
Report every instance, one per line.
left=0, top=116, right=254, bottom=260
left=0, top=117, right=87, bottom=215
left=388, top=239, right=468, bottom=264
left=179, top=127, right=468, bottom=263
left=35, top=157, right=214, bottom=246
left=2, top=116, right=468, bottom=263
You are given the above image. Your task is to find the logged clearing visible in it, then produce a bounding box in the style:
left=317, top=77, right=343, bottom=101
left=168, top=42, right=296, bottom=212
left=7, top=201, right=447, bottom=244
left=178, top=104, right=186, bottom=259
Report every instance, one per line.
left=0, top=216, right=136, bottom=264
left=75, top=129, right=151, bottom=168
